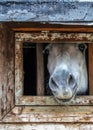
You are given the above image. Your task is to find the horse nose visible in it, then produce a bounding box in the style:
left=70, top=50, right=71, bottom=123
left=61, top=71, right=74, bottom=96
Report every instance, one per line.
left=62, top=88, right=69, bottom=96
left=50, top=77, right=58, bottom=89
left=67, top=74, right=75, bottom=87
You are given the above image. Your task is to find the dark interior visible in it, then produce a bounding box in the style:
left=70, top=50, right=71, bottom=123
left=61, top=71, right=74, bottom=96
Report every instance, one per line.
left=23, top=43, right=37, bottom=95
left=23, top=43, right=51, bottom=95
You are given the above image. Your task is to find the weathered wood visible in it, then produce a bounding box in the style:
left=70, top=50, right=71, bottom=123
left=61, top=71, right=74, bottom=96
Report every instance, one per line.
left=88, top=43, right=93, bottom=95
left=5, top=22, right=93, bottom=31
left=0, top=123, right=93, bottom=130
left=15, top=96, right=93, bottom=106
left=0, top=24, right=4, bottom=119
left=15, top=32, right=93, bottom=43
left=12, top=27, right=93, bottom=33
left=0, top=24, right=15, bottom=120
left=15, top=41, right=23, bottom=104
left=2, top=106, right=93, bottom=123
left=1, top=24, right=93, bottom=129
left=36, top=44, right=44, bottom=95
left=15, top=32, right=93, bottom=106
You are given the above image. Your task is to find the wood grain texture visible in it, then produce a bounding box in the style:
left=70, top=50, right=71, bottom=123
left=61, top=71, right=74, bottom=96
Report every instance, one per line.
left=88, top=43, right=93, bottom=95
left=0, top=24, right=93, bottom=129
left=15, top=32, right=93, bottom=43
left=0, top=24, right=15, bottom=120
left=36, top=44, right=44, bottom=95
left=12, top=27, right=93, bottom=33
left=2, top=106, right=93, bottom=123
left=15, top=41, right=23, bottom=104
left=5, top=22, right=93, bottom=32
left=15, top=32, right=93, bottom=106
left=0, top=24, right=4, bottom=119
left=14, top=96, right=93, bottom=106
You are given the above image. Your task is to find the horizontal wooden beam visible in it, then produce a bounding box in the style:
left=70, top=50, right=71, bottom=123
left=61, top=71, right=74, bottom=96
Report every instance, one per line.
left=15, top=96, right=93, bottom=106
left=12, top=27, right=93, bottom=32
left=2, top=106, right=93, bottom=123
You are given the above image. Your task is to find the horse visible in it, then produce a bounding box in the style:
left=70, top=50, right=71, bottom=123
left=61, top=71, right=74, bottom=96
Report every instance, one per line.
left=46, top=43, right=88, bottom=104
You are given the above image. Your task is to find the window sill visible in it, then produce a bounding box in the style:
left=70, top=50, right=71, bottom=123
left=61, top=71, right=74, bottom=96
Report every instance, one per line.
left=15, top=96, right=93, bottom=106
left=1, top=106, right=93, bottom=123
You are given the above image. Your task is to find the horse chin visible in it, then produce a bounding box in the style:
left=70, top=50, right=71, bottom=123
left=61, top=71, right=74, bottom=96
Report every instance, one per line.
left=54, top=86, right=78, bottom=104
left=55, top=97, right=73, bottom=103
left=54, top=94, right=76, bottom=104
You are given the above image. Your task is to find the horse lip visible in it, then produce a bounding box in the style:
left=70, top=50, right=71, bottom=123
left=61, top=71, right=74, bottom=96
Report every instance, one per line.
left=55, top=83, right=78, bottom=103
left=56, top=97, right=72, bottom=102
left=55, top=94, right=74, bottom=103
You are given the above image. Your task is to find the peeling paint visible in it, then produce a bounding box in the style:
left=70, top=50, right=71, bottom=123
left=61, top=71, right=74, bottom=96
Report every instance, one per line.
left=15, top=32, right=93, bottom=43
left=0, top=123, right=93, bottom=130
left=1, top=25, right=93, bottom=129
left=1, top=106, right=93, bottom=123
left=15, top=32, right=93, bottom=105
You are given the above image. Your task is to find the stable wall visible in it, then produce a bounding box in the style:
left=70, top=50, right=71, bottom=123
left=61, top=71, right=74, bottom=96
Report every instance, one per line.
left=0, top=1, right=93, bottom=130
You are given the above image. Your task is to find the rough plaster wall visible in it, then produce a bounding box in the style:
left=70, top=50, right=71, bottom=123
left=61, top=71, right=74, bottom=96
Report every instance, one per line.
left=0, top=0, right=93, bottom=21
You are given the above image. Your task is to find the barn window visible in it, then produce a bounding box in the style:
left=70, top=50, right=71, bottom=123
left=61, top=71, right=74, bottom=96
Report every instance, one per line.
left=15, top=30, right=93, bottom=106
left=1, top=23, right=93, bottom=123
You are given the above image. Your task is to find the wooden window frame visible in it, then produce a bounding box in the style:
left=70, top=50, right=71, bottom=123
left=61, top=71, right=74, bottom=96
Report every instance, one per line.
left=15, top=32, right=93, bottom=106
left=1, top=24, right=93, bottom=123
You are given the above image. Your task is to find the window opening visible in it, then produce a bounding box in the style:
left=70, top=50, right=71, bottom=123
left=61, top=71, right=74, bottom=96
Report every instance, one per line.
left=23, top=43, right=89, bottom=96
left=23, top=43, right=37, bottom=95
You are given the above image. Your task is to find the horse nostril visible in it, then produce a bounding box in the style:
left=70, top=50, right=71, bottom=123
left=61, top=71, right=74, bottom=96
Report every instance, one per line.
left=68, top=74, right=74, bottom=86
left=51, top=77, right=58, bottom=88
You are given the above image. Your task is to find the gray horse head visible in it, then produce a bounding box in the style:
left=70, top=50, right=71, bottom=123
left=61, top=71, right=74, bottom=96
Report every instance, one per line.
left=46, top=43, right=88, bottom=103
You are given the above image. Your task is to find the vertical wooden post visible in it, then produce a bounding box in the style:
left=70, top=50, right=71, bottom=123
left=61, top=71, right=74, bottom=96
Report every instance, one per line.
left=36, top=44, right=44, bottom=95
left=15, top=41, right=23, bottom=102
left=88, top=43, right=93, bottom=95
left=0, top=24, right=15, bottom=119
